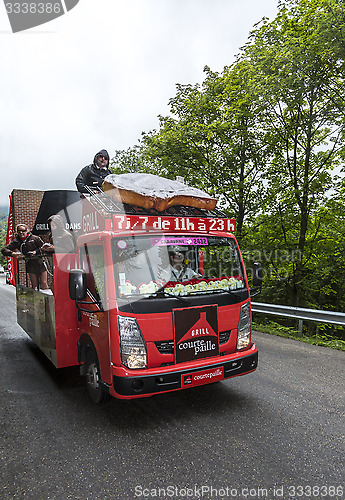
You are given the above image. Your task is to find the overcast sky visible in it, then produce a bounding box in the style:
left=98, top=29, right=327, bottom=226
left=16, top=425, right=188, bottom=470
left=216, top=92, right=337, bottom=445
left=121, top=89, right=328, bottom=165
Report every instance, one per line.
left=0, top=0, right=278, bottom=206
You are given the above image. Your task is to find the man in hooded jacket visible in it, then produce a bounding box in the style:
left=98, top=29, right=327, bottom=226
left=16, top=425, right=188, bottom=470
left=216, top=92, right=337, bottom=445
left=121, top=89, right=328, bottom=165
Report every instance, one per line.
left=75, top=149, right=111, bottom=193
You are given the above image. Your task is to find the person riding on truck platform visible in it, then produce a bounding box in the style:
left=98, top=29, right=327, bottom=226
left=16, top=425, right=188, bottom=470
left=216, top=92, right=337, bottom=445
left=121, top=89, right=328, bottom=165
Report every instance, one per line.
left=42, top=214, right=75, bottom=254
left=75, top=149, right=111, bottom=193
left=1, top=224, right=52, bottom=294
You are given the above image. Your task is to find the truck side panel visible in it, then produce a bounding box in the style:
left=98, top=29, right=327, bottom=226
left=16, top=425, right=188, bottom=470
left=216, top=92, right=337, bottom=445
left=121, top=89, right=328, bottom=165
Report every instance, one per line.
left=54, top=254, right=79, bottom=368
left=17, top=285, right=57, bottom=365
left=16, top=254, right=79, bottom=368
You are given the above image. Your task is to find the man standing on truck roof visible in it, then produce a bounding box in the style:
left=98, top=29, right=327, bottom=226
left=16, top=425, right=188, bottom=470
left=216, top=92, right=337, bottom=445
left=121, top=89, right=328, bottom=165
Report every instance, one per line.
left=75, top=149, right=111, bottom=193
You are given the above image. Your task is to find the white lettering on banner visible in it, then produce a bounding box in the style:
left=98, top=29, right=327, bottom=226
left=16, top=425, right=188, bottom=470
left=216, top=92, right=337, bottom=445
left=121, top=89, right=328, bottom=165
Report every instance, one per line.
left=36, top=223, right=49, bottom=230
left=191, top=327, right=210, bottom=337
left=66, top=222, right=81, bottom=230
left=178, top=338, right=216, bottom=355
left=152, top=218, right=171, bottom=230
left=6, top=195, right=15, bottom=285
left=83, top=212, right=100, bottom=233
left=113, top=215, right=236, bottom=233
left=140, top=217, right=149, bottom=230
left=194, top=368, right=223, bottom=381
left=7, top=260, right=14, bottom=282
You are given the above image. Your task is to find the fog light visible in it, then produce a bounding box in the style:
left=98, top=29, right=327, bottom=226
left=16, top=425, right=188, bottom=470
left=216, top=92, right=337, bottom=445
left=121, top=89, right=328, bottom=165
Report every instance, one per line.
left=132, top=379, right=144, bottom=391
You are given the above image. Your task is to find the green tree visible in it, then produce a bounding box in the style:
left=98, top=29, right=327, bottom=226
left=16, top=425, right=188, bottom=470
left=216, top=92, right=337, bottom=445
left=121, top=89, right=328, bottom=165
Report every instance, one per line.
left=110, top=146, right=161, bottom=175
left=306, top=182, right=345, bottom=312
left=142, top=63, right=269, bottom=241
left=243, top=0, right=345, bottom=306
left=111, top=0, right=345, bottom=321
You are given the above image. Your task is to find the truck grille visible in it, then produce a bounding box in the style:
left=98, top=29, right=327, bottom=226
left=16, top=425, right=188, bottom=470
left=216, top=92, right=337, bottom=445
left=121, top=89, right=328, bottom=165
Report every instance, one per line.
left=219, top=330, right=231, bottom=344
left=155, top=341, right=174, bottom=354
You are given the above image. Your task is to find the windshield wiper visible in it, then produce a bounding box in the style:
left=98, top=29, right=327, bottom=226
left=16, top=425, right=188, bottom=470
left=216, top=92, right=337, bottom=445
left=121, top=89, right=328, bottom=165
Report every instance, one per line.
left=149, top=287, right=189, bottom=304
left=225, top=287, right=247, bottom=298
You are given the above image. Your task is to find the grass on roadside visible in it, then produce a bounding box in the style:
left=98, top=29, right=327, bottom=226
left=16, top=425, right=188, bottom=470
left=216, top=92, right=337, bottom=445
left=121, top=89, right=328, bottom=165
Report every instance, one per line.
left=252, top=320, right=345, bottom=351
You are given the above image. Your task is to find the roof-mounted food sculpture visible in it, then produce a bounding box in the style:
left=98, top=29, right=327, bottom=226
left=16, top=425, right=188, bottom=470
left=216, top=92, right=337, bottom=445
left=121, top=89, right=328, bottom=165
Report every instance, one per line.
left=102, top=173, right=217, bottom=212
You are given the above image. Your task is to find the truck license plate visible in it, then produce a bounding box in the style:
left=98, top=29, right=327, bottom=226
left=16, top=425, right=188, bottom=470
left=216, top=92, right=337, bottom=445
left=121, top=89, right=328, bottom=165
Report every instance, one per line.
left=181, top=366, right=224, bottom=388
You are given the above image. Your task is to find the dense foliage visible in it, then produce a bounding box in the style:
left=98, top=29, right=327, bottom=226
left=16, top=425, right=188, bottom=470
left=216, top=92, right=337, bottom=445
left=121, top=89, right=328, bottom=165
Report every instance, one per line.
left=110, top=0, right=345, bottom=336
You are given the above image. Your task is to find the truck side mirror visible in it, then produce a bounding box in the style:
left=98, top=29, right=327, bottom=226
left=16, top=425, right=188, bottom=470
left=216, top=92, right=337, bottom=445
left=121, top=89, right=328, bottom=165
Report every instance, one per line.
left=69, top=269, right=87, bottom=301
left=252, top=262, right=263, bottom=288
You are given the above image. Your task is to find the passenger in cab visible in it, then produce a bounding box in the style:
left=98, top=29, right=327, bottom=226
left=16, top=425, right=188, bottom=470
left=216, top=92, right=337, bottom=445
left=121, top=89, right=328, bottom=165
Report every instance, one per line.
left=168, top=246, right=201, bottom=282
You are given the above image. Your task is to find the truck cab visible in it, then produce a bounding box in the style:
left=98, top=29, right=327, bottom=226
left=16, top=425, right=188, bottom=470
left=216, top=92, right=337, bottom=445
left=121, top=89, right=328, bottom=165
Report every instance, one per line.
left=69, top=194, right=258, bottom=401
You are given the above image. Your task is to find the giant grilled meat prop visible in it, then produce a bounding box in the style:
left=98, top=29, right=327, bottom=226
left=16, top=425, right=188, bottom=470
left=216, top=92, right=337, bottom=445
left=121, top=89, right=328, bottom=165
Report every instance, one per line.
left=102, top=173, right=217, bottom=212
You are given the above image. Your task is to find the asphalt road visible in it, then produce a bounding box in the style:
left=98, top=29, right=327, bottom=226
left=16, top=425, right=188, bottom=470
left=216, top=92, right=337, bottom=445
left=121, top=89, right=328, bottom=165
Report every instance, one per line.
left=0, top=276, right=344, bottom=500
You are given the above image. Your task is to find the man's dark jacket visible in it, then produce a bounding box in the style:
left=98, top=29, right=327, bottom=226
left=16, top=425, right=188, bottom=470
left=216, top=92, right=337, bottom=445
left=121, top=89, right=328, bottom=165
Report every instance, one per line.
left=75, top=149, right=111, bottom=193
left=1, top=233, right=46, bottom=274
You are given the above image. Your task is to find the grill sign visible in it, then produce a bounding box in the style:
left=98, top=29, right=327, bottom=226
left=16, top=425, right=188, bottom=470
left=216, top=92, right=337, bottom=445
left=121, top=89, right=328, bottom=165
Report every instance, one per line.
left=174, top=306, right=219, bottom=363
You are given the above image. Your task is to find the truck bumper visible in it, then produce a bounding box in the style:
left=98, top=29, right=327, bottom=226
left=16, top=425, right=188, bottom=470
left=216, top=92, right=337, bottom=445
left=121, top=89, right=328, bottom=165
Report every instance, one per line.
left=112, top=345, right=258, bottom=398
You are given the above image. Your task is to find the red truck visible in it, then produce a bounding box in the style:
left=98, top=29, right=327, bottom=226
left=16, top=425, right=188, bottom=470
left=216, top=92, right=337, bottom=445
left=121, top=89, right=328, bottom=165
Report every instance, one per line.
left=10, top=187, right=260, bottom=402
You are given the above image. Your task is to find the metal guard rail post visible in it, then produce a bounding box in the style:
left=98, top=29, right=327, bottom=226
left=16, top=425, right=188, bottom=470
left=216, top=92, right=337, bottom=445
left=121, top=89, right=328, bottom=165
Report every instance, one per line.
left=251, top=302, right=345, bottom=333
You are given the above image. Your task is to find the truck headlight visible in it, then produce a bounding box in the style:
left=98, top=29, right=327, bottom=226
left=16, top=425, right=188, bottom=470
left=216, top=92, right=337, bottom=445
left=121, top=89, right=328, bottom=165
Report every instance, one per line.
left=237, top=302, right=251, bottom=350
left=118, top=316, right=147, bottom=369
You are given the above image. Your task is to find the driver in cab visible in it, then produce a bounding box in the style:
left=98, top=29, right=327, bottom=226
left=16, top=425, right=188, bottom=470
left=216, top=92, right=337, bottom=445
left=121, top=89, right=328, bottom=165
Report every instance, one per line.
left=168, top=246, right=201, bottom=282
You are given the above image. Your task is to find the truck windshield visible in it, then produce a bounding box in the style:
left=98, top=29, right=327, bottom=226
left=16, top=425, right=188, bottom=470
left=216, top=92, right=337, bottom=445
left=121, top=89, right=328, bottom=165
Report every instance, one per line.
left=112, top=234, right=246, bottom=301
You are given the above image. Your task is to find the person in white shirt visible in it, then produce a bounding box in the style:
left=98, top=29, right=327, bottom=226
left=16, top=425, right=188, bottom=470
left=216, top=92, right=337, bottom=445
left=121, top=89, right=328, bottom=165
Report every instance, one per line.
left=168, top=247, right=201, bottom=282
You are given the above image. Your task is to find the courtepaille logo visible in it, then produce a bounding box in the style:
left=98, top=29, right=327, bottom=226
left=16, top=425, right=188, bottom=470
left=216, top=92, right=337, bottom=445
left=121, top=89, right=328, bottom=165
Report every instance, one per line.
left=174, top=306, right=219, bottom=363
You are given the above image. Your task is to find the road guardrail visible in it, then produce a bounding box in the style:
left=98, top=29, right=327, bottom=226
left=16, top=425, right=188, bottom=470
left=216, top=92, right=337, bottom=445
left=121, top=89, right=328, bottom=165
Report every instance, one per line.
left=251, top=302, right=345, bottom=333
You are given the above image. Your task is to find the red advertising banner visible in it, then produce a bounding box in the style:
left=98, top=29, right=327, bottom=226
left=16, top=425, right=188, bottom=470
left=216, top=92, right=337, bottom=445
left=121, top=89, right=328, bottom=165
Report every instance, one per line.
left=5, top=196, right=16, bottom=286
left=113, top=214, right=236, bottom=234
left=181, top=366, right=224, bottom=388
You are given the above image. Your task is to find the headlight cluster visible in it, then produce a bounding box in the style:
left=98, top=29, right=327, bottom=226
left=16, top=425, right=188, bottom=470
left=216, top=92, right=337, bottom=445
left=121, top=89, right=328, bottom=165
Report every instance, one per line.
left=118, top=316, right=147, bottom=369
left=237, top=302, right=251, bottom=350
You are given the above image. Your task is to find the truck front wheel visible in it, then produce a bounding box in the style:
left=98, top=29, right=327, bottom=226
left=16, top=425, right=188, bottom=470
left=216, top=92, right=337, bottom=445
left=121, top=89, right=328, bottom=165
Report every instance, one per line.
left=85, top=351, right=110, bottom=404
